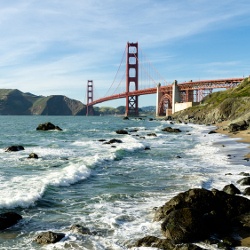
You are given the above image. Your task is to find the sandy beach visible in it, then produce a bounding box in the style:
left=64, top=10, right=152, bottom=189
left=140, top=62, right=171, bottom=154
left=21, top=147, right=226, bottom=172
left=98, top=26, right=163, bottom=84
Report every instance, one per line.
left=216, top=121, right=250, bottom=158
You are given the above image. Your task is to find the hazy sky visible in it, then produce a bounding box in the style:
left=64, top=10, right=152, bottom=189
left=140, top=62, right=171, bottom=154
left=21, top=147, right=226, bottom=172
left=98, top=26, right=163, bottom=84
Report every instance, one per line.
left=0, top=0, right=249, bottom=107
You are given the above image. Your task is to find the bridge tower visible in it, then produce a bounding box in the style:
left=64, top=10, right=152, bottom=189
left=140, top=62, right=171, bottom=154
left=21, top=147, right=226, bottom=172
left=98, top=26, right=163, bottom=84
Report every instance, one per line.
left=86, top=80, right=94, bottom=116
left=125, top=42, right=139, bottom=116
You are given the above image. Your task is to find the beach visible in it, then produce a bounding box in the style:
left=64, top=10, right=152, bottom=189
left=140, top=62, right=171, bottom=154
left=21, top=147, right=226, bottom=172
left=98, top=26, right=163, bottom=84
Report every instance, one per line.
left=216, top=121, right=250, bottom=158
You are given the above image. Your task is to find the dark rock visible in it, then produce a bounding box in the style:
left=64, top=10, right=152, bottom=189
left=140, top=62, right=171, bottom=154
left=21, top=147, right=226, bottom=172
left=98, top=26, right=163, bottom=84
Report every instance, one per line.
left=0, top=212, right=22, bottom=230
left=162, top=127, right=182, bottom=133
left=70, top=224, right=91, bottom=235
left=123, top=116, right=129, bottom=120
left=35, top=231, right=65, bottom=244
left=28, top=153, right=39, bottom=159
left=222, top=184, right=241, bottom=195
left=237, top=177, right=250, bottom=185
left=98, top=139, right=106, bottom=142
left=36, top=122, right=62, bottom=131
left=144, top=146, right=151, bottom=150
left=5, top=145, right=25, bottom=152
left=115, top=130, right=128, bottom=135
left=154, top=188, right=250, bottom=244
left=208, top=130, right=217, bottom=134
left=147, top=133, right=157, bottom=137
left=103, top=139, right=123, bottom=144
left=161, top=208, right=205, bottom=244
left=228, top=120, right=248, bottom=133
left=239, top=172, right=250, bottom=176
left=243, top=187, right=250, bottom=195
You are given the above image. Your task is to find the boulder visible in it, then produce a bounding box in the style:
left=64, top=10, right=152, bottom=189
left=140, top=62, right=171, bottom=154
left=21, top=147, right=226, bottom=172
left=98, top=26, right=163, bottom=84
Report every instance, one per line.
left=147, top=133, right=157, bottom=137
left=5, top=145, right=25, bottom=152
left=243, top=187, right=250, bottom=196
left=161, top=208, right=205, bottom=243
left=154, top=188, right=250, bottom=245
left=28, top=153, right=39, bottom=159
left=70, top=224, right=91, bottom=235
left=237, top=177, right=250, bottom=186
left=0, top=212, right=22, bottom=230
left=35, top=231, right=65, bottom=244
left=123, top=116, right=129, bottom=120
left=228, top=120, right=248, bottom=133
left=222, top=184, right=241, bottom=195
left=162, top=127, right=182, bottom=133
left=103, top=139, right=123, bottom=144
left=208, top=130, right=217, bottom=134
left=36, top=122, right=62, bottom=131
left=115, top=130, right=128, bottom=135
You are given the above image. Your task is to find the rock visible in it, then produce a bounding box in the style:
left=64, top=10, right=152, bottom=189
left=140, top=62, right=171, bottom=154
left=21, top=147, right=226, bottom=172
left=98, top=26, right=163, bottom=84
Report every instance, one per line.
left=237, top=177, right=250, bottom=185
left=144, top=146, right=151, bottom=150
left=147, top=133, right=157, bottom=137
left=36, top=122, right=62, bottom=131
left=222, top=184, right=241, bottom=195
left=70, top=224, right=91, bottom=235
left=98, top=139, right=106, bottom=142
left=162, top=127, right=182, bottom=133
left=243, top=187, right=250, bottom=195
left=5, top=145, right=25, bottom=152
left=228, top=120, right=248, bottom=133
left=161, top=208, right=205, bottom=244
left=123, top=116, right=129, bottom=120
left=0, top=212, right=22, bottom=230
left=103, top=139, right=123, bottom=144
left=208, top=130, right=217, bottom=134
left=154, top=188, right=250, bottom=245
left=115, top=130, right=128, bottom=135
left=35, top=231, right=65, bottom=244
left=28, top=153, right=39, bottom=159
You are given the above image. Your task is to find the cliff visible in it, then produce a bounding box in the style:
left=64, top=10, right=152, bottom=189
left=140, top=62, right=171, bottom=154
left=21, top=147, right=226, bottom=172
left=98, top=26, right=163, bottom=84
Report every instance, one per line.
left=172, top=77, right=250, bottom=125
left=0, top=89, right=86, bottom=115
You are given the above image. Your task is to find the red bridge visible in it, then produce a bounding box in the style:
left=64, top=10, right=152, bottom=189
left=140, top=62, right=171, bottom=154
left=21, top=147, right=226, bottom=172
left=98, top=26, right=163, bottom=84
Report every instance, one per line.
left=86, top=42, right=244, bottom=116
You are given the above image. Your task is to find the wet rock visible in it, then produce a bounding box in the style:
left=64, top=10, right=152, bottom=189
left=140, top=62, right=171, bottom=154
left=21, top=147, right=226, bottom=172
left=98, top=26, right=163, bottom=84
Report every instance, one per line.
left=123, top=116, right=129, bottom=120
left=161, top=208, right=205, bottom=244
left=243, top=187, right=250, bottom=195
left=103, top=139, right=123, bottom=144
left=98, top=139, right=106, bottom=142
left=208, top=130, right=217, bottom=134
left=115, top=130, right=128, bottom=135
left=144, top=146, right=151, bottom=150
left=70, top=224, right=91, bottom=235
left=237, top=177, right=250, bottom=186
left=5, top=145, right=25, bottom=152
left=35, top=231, right=65, bottom=244
left=36, top=122, right=62, bottom=131
left=0, top=212, right=22, bottom=230
left=162, top=127, right=182, bottom=133
left=147, top=133, right=157, bottom=137
left=222, top=184, right=241, bottom=195
left=28, top=153, right=39, bottom=159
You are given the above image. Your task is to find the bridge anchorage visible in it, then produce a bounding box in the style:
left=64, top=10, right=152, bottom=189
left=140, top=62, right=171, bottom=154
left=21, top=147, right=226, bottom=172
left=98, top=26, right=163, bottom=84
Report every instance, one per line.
left=86, top=42, right=244, bottom=117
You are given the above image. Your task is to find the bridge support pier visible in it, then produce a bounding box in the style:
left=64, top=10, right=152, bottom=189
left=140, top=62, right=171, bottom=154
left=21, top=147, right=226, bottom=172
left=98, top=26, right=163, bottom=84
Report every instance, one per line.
left=172, top=80, right=181, bottom=114
left=86, top=80, right=94, bottom=116
left=156, top=83, right=163, bottom=116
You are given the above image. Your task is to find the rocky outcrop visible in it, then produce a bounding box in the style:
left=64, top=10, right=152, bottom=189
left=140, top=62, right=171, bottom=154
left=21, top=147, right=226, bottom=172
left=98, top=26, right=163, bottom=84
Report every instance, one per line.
left=5, top=145, right=25, bottom=152
left=116, top=130, right=128, bottom=134
left=0, top=212, right=22, bottom=230
left=36, top=122, right=62, bottom=131
left=134, top=188, right=250, bottom=248
left=35, top=231, right=65, bottom=244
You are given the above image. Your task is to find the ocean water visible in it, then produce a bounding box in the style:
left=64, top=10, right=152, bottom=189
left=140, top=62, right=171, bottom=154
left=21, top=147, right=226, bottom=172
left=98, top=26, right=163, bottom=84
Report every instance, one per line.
left=0, top=115, right=249, bottom=250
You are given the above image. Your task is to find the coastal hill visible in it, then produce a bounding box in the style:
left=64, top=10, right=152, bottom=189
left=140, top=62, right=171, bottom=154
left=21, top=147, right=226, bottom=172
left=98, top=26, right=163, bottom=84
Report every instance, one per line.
left=0, top=89, right=86, bottom=115
left=172, top=77, right=250, bottom=125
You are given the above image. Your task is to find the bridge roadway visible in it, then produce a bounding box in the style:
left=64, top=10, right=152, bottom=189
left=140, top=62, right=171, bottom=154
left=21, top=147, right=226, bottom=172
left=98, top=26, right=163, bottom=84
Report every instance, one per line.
left=88, top=77, right=244, bottom=106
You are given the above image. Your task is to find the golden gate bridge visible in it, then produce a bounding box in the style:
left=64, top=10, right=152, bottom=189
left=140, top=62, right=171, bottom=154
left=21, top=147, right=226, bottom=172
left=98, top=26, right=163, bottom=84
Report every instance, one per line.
left=86, top=42, right=244, bottom=116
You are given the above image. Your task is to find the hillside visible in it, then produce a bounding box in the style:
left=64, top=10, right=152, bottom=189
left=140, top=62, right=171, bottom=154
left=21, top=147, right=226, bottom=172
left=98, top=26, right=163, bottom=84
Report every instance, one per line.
left=172, top=77, right=250, bottom=124
left=0, top=89, right=86, bottom=115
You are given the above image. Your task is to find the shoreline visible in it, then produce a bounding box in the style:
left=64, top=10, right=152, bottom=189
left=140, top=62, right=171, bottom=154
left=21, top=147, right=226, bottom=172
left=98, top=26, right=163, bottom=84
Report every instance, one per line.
left=215, top=121, right=250, bottom=158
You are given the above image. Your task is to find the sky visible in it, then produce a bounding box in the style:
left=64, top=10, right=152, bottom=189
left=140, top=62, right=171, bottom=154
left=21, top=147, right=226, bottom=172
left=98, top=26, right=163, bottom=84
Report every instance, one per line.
left=0, top=0, right=249, bottom=107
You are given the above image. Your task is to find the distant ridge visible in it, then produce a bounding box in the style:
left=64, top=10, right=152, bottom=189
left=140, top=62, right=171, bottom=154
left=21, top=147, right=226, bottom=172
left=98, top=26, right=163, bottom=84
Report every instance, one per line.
left=0, top=89, right=86, bottom=115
